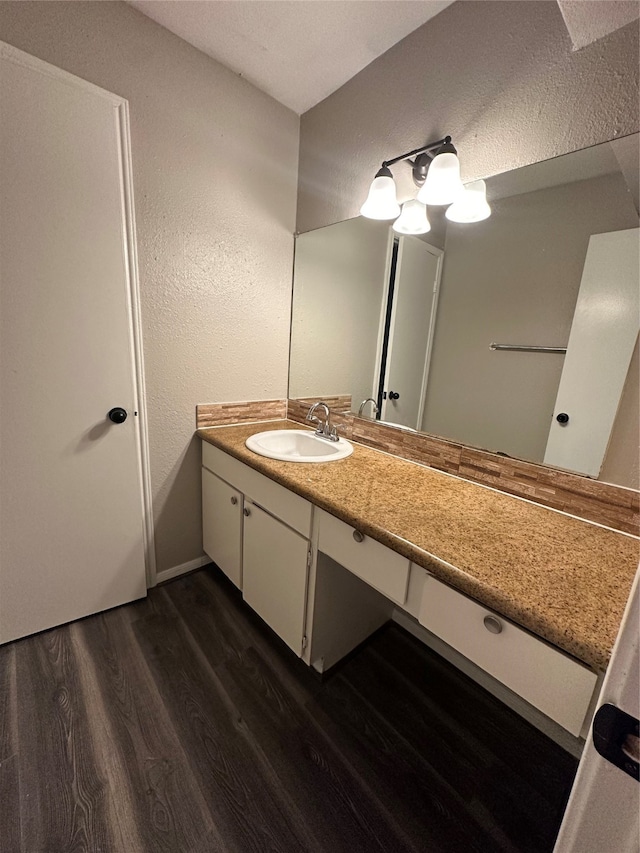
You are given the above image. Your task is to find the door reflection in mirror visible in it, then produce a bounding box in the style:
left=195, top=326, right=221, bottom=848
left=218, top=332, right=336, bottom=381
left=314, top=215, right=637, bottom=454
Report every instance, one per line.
left=289, top=134, right=639, bottom=486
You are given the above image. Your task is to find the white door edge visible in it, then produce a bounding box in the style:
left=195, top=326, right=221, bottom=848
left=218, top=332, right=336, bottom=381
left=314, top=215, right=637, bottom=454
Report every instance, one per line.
left=117, top=100, right=157, bottom=588
left=415, top=243, right=444, bottom=430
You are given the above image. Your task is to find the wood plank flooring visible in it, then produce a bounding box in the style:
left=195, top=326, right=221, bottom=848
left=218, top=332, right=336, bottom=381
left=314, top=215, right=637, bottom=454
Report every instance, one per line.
left=0, top=566, right=578, bottom=853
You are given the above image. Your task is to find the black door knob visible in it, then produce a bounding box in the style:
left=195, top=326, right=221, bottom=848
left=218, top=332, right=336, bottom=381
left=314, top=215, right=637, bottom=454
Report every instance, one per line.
left=389, top=391, right=400, bottom=401
left=108, top=407, right=128, bottom=424
left=556, top=412, right=569, bottom=425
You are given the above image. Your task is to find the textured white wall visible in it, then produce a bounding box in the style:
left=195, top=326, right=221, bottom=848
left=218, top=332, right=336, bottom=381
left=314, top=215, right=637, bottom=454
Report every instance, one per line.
left=297, top=0, right=639, bottom=233
left=0, top=2, right=299, bottom=575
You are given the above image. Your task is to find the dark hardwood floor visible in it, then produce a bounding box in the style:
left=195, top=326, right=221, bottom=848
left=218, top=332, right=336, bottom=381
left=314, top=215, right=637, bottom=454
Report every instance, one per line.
left=0, top=566, right=578, bottom=853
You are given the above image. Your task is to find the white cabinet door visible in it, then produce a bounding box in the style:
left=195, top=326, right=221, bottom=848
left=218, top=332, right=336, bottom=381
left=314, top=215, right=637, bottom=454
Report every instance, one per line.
left=242, top=502, right=309, bottom=656
left=202, top=469, right=243, bottom=589
left=0, top=43, right=149, bottom=643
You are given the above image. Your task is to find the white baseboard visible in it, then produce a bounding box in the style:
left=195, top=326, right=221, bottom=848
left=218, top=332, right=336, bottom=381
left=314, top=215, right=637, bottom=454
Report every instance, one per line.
left=154, top=555, right=210, bottom=586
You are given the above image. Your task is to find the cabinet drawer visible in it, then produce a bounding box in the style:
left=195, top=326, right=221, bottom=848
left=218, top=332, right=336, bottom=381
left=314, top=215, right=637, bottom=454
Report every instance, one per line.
left=419, top=575, right=597, bottom=736
left=317, top=509, right=410, bottom=605
left=202, top=442, right=312, bottom=537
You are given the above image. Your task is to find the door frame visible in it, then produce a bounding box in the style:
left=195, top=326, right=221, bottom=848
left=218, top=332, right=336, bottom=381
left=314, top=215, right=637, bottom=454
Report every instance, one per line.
left=372, top=229, right=444, bottom=430
left=1, top=41, right=156, bottom=586
left=372, top=231, right=399, bottom=411
left=414, top=243, right=444, bottom=430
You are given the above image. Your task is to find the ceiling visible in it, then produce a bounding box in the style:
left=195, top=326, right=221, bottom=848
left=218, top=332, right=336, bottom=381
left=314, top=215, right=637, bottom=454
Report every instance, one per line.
left=127, top=0, right=455, bottom=114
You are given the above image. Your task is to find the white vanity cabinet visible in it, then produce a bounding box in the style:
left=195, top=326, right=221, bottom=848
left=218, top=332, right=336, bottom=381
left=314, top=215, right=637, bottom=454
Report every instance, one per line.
left=242, top=501, right=310, bottom=655
left=202, top=442, right=312, bottom=656
left=201, top=438, right=599, bottom=740
left=202, top=468, right=243, bottom=588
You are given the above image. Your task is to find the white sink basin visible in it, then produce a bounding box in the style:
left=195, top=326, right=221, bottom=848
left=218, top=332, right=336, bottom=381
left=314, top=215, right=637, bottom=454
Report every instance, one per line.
left=245, top=429, right=353, bottom=463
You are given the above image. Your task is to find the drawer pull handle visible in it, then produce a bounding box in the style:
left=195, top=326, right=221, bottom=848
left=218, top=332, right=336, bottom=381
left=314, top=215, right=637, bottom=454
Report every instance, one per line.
left=483, top=615, right=503, bottom=635
left=243, top=507, right=251, bottom=517
left=230, top=496, right=238, bottom=505
left=353, top=530, right=365, bottom=543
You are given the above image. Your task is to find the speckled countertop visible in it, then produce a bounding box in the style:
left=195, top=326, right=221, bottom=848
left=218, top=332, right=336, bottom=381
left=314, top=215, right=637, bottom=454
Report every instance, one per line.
left=198, top=420, right=639, bottom=671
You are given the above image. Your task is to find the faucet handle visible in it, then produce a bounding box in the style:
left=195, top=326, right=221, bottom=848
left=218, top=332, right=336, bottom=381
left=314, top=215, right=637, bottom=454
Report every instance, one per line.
left=324, top=423, right=339, bottom=442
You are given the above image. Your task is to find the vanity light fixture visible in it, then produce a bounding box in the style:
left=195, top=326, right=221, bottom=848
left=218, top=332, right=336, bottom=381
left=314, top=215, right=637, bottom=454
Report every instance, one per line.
left=393, top=199, right=431, bottom=235
left=416, top=138, right=464, bottom=205
left=360, top=135, right=480, bottom=227
left=445, top=179, right=491, bottom=223
left=359, top=165, right=401, bottom=219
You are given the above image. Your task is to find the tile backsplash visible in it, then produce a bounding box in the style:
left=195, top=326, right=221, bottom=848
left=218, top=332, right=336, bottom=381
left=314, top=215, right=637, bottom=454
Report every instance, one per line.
left=196, top=399, right=286, bottom=428
left=285, top=396, right=353, bottom=438
left=196, top=396, right=638, bottom=536
left=288, top=398, right=639, bottom=536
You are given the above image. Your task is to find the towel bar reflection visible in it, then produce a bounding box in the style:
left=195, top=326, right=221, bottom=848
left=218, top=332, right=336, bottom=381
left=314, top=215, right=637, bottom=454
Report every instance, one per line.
left=489, top=343, right=567, bottom=354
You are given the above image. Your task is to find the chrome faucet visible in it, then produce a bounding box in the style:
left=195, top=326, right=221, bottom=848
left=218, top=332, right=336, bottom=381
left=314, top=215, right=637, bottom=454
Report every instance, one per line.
left=358, top=397, right=379, bottom=417
left=306, top=401, right=339, bottom=442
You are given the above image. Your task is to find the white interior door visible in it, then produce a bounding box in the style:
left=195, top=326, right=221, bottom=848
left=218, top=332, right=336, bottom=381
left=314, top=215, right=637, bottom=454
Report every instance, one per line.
left=0, top=43, right=149, bottom=643
left=380, top=237, right=442, bottom=429
left=554, top=565, right=639, bottom=852
left=544, top=229, right=639, bottom=476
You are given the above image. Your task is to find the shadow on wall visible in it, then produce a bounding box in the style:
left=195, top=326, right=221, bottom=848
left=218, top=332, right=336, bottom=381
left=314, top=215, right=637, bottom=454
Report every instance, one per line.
left=153, top=433, right=206, bottom=578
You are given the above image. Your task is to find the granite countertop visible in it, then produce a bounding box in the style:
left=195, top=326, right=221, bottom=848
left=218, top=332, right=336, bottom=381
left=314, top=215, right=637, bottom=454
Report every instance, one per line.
left=198, top=420, right=639, bottom=671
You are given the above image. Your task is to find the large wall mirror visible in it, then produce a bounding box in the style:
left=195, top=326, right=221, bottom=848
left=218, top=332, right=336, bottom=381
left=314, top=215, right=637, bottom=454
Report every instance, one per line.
left=289, top=134, right=639, bottom=487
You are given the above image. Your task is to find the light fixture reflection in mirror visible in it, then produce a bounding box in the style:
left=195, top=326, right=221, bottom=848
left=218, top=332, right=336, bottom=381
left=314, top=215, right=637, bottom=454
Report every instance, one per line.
left=393, top=199, right=431, bottom=235
left=446, top=179, right=491, bottom=223
left=290, top=134, right=640, bottom=488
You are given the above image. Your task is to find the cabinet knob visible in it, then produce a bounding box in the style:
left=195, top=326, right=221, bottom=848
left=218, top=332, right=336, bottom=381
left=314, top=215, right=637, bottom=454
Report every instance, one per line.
left=352, top=530, right=364, bottom=543
left=483, top=615, right=503, bottom=635
left=230, top=496, right=238, bottom=505
left=556, top=412, right=569, bottom=425
left=243, top=507, right=251, bottom=517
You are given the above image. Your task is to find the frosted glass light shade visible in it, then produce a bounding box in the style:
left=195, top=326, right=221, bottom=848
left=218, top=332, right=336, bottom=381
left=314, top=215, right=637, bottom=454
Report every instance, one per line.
left=360, top=171, right=400, bottom=220
left=417, top=151, right=464, bottom=205
left=393, top=199, right=431, bottom=235
left=445, top=179, right=491, bottom=223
